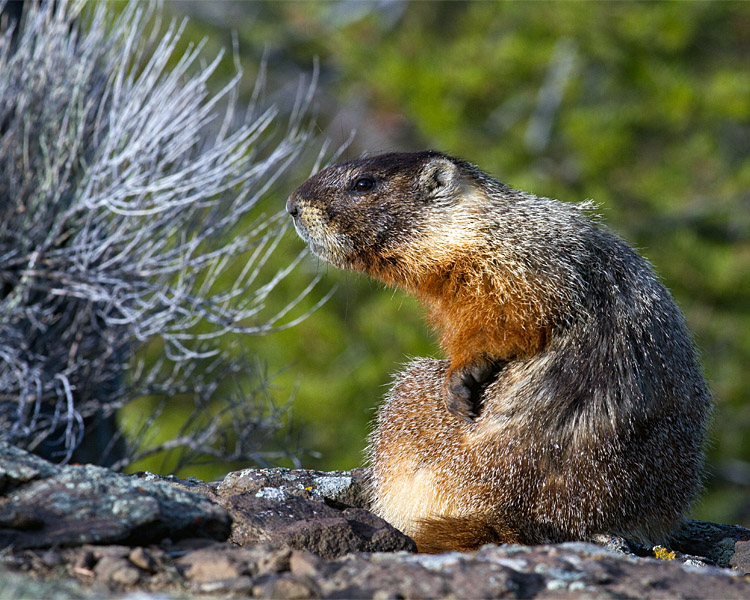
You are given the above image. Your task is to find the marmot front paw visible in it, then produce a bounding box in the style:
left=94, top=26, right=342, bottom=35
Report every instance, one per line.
left=443, top=358, right=500, bottom=422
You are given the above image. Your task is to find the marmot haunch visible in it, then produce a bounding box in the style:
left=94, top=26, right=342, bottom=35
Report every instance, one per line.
left=287, top=151, right=712, bottom=553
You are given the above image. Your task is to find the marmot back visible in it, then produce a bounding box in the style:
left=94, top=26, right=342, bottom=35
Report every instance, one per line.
left=287, top=151, right=711, bottom=552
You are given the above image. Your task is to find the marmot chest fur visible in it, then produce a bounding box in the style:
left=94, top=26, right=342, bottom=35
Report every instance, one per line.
left=287, top=150, right=711, bottom=552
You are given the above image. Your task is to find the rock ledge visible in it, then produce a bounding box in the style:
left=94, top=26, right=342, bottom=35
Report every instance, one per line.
left=1, top=443, right=749, bottom=599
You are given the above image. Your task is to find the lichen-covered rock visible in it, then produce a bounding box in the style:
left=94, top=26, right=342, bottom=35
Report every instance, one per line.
left=0, top=442, right=61, bottom=492
left=0, top=443, right=231, bottom=548
left=5, top=538, right=750, bottom=599
left=2, top=444, right=750, bottom=599
left=222, top=493, right=416, bottom=558
left=216, top=466, right=371, bottom=509
left=670, top=519, right=750, bottom=569
left=315, top=543, right=750, bottom=599
left=211, top=466, right=412, bottom=558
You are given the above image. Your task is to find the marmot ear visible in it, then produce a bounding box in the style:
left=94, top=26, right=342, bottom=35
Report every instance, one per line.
left=418, top=157, right=460, bottom=197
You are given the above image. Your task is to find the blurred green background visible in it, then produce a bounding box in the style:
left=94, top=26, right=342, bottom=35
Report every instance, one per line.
left=137, top=1, right=749, bottom=528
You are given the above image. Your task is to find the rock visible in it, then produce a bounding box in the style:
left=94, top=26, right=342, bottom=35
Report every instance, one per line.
left=0, top=443, right=60, bottom=493
left=258, top=547, right=293, bottom=574
left=729, top=539, right=750, bottom=574
left=73, top=548, right=96, bottom=572
left=174, top=543, right=274, bottom=583
left=179, top=551, right=243, bottom=583
left=213, top=466, right=412, bottom=558
left=289, top=549, right=325, bottom=577
left=254, top=574, right=322, bottom=599
left=93, top=555, right=142, bottom=586
left=216, top=466, right=372, bottom=509
left=315, top=543, right=750, bottom=599
left=222, top=493, right=416, bottom=558
left=2, top=444, right=750, bottom=599
left=671, top=519, right=750, bottom=568
left=0, top=442, right=231, bottom=549
left=128, top=546, right=159, bottom=573
left=134, top=471, right=223, bottom=502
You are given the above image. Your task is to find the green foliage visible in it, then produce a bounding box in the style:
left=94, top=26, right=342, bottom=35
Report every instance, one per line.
left=170, top=1, right=750, bottom=527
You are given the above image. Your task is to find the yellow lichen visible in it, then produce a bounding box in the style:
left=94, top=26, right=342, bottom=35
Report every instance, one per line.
left=653, top=546, right=677, bottom=561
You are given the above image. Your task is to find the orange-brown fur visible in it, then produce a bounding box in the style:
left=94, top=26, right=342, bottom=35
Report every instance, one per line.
left=366, top=234, right=555, bottom=403
left=417, top=267, right=552, bottom=371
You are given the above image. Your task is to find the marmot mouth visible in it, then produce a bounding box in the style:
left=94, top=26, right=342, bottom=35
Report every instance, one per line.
left=289, top=207, right=359, bottom=269
left=307, top=239, right=333, bottom=261
left=291, top=218, right=311, bottom=244
left=293, top=222, right=348, bottom=267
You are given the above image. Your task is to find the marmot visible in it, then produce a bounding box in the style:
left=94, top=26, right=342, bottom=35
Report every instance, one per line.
left=287, top=151, right=712, bottom=552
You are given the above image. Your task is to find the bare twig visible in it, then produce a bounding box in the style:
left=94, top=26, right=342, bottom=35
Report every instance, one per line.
left=0, top=0, right=325, bottom=469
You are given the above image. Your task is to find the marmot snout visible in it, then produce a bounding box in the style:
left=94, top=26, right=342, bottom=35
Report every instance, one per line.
left=288, top=151, right=711, bottom=552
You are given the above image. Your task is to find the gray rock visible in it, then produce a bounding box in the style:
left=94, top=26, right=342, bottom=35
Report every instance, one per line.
left=314, top=543, right=750, bottom=599
left=212, top=466, right=411, bottom=558
left=0, top=443, right=61, bottom=493
left=0, top=444, right=230, bottom=548
left=729, top=539, right=750, bottom=574
left=134, top=471, right=223, bottom=502
left=222, top=493, right=416, bottom=558
left=216, top=466, right=371, bottom=509
left=671, top=519, right=750, bottom=568
left=2, top=444, right=750, bottom=599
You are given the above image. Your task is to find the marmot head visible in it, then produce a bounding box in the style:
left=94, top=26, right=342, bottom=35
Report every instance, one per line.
left=287, top=151, right=487, bottom=281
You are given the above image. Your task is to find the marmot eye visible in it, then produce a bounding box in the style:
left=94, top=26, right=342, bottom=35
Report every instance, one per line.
left=353, top=177, right=376, bottom=192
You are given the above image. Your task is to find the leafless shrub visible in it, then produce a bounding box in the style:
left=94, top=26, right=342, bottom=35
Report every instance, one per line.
left=0, top=0, right=333, bottom=469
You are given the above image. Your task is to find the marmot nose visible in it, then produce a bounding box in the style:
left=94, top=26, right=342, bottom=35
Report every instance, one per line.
left=286, top=196, right=299, bottom=218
